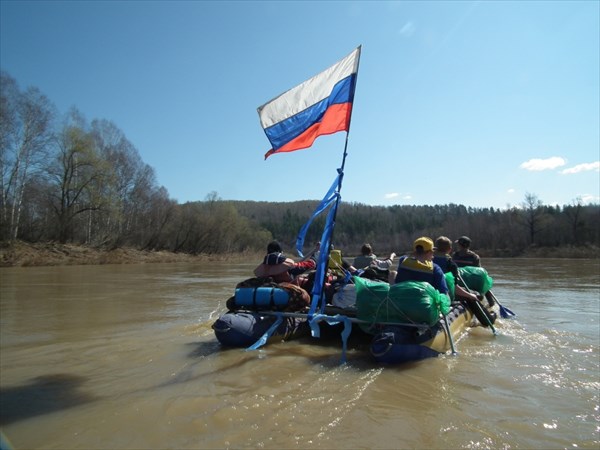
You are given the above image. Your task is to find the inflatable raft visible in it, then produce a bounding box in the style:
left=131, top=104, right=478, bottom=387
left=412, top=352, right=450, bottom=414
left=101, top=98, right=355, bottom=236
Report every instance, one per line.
left=212, top=311, right=310, bottom=348
left=212, top=282, right=312, bottom=348
left=222, top=57, right=508, bottom=364
left=212, top=266, right=499, bottom=364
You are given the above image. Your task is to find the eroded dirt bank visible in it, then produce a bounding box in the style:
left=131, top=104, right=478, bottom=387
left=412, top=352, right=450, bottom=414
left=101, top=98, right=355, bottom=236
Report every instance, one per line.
left=0, top=241, right=257, bottom=267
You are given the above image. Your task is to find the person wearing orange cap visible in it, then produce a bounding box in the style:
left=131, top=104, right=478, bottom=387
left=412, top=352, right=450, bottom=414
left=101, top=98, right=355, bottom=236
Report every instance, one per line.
left=394, top=236, right=448, bottom=295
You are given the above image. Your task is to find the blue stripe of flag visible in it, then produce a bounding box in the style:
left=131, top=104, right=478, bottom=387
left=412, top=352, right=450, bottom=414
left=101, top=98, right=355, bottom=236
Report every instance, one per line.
left=264, top=74, right=357, bottom=151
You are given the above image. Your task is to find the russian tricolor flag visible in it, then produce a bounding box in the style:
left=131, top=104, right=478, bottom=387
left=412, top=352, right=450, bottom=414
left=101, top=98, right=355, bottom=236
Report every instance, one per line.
left=257, top=46, right=361, bottom=160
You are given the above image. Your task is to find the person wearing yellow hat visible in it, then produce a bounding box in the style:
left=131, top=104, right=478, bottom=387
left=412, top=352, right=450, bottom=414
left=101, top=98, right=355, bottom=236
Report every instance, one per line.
left=393, top=236, right=448, bottom=295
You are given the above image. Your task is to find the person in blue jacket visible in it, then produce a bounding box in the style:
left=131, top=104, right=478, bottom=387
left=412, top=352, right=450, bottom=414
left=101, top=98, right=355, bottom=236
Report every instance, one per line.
left=434, top=235, right=496, bottom=325
left=394, top=236, right=448, bottom=295
left=434, top=236, right=481, bottom=302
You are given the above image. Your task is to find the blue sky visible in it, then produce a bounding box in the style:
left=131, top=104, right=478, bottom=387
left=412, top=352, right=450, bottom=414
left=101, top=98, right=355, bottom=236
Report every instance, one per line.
left=1, top=0, right=598, bottom=209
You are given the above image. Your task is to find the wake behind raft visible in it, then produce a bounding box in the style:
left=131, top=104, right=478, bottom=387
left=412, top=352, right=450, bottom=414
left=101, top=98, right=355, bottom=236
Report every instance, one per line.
left=212, top=266, right=500, bottom=364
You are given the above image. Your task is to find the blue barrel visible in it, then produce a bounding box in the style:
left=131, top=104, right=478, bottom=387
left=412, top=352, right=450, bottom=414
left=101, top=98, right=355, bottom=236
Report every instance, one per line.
left=234, top=287, right=289, bottom=309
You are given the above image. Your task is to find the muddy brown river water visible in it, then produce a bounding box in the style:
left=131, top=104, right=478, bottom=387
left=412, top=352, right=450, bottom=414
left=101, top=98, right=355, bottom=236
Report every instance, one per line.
left=1, top=258, right=598, bottom=449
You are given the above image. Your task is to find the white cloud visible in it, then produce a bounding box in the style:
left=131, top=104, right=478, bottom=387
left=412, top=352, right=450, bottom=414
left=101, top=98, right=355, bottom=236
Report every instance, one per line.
left=507, top=188, right=515, bottom=194
left=520, top=156, right=566, bottom=171
left=399, top=21, right=416, bottom=37
left=383, top=192, right=413, bottom=203
left=560, top=161, right=600, bottom=174
left=580, top=194, right=600, bottom=204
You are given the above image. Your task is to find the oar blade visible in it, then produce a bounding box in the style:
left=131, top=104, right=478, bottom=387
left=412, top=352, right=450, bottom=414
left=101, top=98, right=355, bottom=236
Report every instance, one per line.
left=489, top=290, right=517, bottom=319
left=499, top=304, right=516, bottom=319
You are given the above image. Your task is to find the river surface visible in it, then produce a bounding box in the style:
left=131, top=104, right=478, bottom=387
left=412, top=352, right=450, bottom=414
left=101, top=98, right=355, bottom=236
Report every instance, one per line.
left=0, top=258, right=598, bottom=449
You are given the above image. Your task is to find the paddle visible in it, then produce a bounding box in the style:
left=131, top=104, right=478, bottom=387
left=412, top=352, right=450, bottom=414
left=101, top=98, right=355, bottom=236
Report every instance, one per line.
left=440, top=313, right=458, bottom=356
left=455, top=272, right=497, bottom=335
left=488, top=290, right=516, bottom=319
left=299, top=244, right=320, bottom=262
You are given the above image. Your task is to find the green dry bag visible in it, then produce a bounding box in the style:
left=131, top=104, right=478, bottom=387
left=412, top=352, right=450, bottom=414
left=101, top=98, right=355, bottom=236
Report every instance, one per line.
left=458, top=266, right=493, bottom=294
left=444, top=272, right=456, bottom=300
left=354, top=277, right=390, bottom=334
left=355, top=277, right=450, bottom=332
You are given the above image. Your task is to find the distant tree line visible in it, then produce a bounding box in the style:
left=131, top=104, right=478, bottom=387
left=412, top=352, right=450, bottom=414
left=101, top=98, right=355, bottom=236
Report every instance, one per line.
left=2, top=71, right=598, bottom=257
left=227, top=195, right=599, bottom=257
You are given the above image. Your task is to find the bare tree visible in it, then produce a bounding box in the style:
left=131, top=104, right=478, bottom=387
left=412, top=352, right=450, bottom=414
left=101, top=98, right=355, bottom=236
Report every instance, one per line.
left=46, top=111, right=108, bottom=243
left=0, top=72, right=55, bottom=240
left=89, top=119, right=149, bottom=246
left=520, top=192, right=545, bottom=245
left=563, top=197, right=585, bottom=245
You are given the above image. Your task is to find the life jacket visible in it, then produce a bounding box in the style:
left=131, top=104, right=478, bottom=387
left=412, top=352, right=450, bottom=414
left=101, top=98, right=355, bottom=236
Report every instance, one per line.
left=395, top=256, right=449, bottom=295
left=395, top=256, right=434, bottom=286
left=328, top=249, right=346, bottom=277
left=399, top=256, right=433, bottom=273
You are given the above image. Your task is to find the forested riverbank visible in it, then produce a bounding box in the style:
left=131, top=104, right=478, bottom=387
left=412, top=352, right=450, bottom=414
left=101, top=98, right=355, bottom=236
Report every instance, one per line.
left=1, top=240, right=597, bottom=268
left=2, top=70, right=598, bottom=263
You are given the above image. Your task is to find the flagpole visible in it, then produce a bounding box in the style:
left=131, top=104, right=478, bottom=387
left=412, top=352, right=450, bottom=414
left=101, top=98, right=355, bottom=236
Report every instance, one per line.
left=337, top=44, right=361, bottom=191
left=316, top=45, right=362, bottom=312
left=258, top=45, right=362, bottom=315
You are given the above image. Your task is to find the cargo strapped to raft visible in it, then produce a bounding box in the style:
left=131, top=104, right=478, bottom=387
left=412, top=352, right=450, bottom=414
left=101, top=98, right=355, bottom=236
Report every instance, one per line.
left=234, top=287, right=289, bottom=310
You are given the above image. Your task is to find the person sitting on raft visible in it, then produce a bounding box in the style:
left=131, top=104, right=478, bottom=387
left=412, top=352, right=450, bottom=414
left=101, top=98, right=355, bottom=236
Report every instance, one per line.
left=434, top=236, right=485, bottom=303
left=435, top=235, right=496, bottom=325
left=253, top=240, right=316, bottom=285
left=353, top=243, right=396, bottom=270
left=451, top=235, right=496, bottom=307
left=452, top=235, right=481, bottom=267
left=393, top=237, right=449, bottom=296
